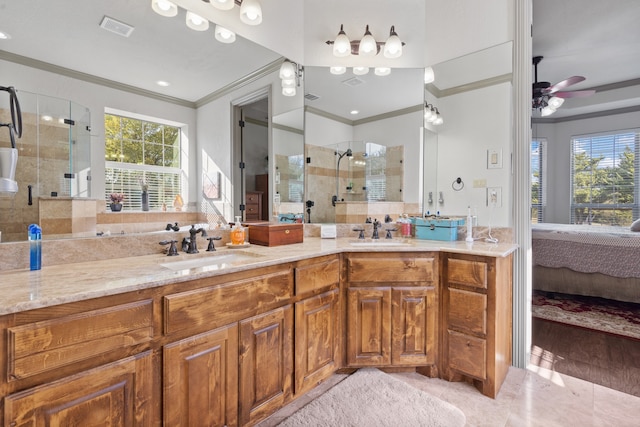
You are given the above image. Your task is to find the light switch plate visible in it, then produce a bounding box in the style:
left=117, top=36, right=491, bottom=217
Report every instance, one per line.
left=321, top=224, right=337, bottom=239
left=487, top=149, right=503, bottom=169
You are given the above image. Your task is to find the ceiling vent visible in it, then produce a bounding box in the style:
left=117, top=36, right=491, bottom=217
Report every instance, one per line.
left=304, top=93, right=320, bottom=101
left=100, top=16, right=135, bottom=38
left=342, top=77, right=365, bottom=87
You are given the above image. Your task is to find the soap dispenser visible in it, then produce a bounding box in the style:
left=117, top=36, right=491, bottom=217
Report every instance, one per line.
left=230, top=216, right=245, bottom=245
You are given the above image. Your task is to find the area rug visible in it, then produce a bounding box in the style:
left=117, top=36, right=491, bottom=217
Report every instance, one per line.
left=532, top=290, right=640, bottom=340
left=277, top=368, right=466, bottom=427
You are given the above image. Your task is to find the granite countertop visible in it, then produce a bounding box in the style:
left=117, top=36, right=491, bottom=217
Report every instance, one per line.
left=0, top=238, right=517, bottom=316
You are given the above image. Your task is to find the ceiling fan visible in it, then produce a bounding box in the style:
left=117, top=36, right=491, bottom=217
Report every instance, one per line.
left=532, top=56, right=596, bottom=116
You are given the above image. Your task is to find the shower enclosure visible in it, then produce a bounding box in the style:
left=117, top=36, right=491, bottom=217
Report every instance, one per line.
left=0, top=90, right=91, bottom=241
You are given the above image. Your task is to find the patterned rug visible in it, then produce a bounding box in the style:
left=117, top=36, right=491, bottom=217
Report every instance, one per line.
left=532, top=290, right=640, bottom=340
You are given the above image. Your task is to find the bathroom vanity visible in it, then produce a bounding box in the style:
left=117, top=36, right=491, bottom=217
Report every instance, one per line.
left=0, top=238, right=515, bottom=426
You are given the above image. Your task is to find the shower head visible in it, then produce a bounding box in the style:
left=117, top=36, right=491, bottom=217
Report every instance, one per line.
left=346, top=148, right=353, bottom=157
left=336, top=148, right=353, bottom=160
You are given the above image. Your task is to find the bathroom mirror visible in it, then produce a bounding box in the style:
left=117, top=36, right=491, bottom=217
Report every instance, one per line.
left=303, top=66, right=425, bottom=223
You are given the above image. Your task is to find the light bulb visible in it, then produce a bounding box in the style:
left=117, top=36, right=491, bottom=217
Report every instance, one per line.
left=215, top=25, right=236, bottom=43
left=282, top=87, right=296, bottom=97
left=330, top=66, right=347, bottom=75
left=374, top=67, right=391, bottom=76
left=333, top=25, right=351, bottom=57
left=353, top=66, right=369, bottom=76
left=186, top=11, right=209, bottom=31
left=281, top=78, right=295, bottom=88
left=383, top=26, right=403, bottom=59
left=279, top=61, right=296, bottom=79
left=209, top=0, right=234, bottom=10
left=541, top=106, right=556, bottom=117
left=548, top=96, right=565, bottom=109
left=240, top=0, right=262, bottom=25
left=424, top=67, right=435, bottom=84
left=358, top=25, right=377, bottom=57
left=151, top=0, right=178, bottom=17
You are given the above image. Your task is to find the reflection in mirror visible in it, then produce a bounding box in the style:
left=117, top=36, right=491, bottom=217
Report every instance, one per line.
left=272, top=108, right=305, bottom=219
left=304, top=66, right=424, bottom=223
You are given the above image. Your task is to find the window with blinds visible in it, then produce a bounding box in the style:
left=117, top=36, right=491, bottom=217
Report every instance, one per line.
left=531, top=139, right=547, bottom=223
left=570, top=130, right=638, bottom=226
left=104, top=114, right=182, bottom=211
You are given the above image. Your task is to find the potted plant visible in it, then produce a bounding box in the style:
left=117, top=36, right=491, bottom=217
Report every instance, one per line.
left=109, top=193, right=125, bottom=212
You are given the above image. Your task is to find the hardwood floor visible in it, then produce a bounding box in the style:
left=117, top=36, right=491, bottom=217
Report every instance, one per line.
left=531, top=317, right=640, bottom=397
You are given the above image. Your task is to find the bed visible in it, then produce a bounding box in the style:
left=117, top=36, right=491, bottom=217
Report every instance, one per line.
left=532, top=223, right=640, bottom=303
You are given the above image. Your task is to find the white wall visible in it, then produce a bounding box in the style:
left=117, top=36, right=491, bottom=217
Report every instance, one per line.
left=436, top=82, right=513, bottom=226
left=2, top=59, right=198, bottom=205
left=534, top=110, right=640, bottom=223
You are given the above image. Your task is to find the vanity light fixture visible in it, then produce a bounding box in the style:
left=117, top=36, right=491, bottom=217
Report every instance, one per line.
left=240, top=0, right=263, bottom=25
left=214, top=25, right=236, bottom=43
left=424, top=103, right=443, bottom=126
left=186, top=11, right=209, bottom=31
left=0, top=31, right=12, bottom=40
left=151, top=0, right=178, bottom=17
left=374, top=67, right=391, bottom=76
left=327, top=24, right=404, bottom=58
left=279, top=60, right=303, bottom=97
left=330, top=66, right=347, bottom=75
left=208, top=0, right=235, bottom=11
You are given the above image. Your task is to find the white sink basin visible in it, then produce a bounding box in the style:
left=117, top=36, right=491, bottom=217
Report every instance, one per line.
left=160, top=251, right=263, bottom=272
left=349, top=239, right=413, bottom=247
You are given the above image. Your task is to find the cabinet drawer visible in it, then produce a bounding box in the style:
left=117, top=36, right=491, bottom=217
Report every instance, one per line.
left=348, top=255, right=435, bottom=284
left=448, top=288, right=487, bottom=335
left=246, top=203, right=260, bottom=215
left=246, top=193, right=261, bottom=203
left=164, top=269, right=293, bottom=336
left=8, top=300, right=153, bottom=381
left=447, top=258, right=488, bottom=289
left=295, top=257, right=340, bottom=297
left=447, top=330, right=486, bottom=380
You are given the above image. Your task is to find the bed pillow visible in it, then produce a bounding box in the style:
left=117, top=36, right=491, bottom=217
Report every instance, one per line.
left=631, top=218, right=640, bottom=232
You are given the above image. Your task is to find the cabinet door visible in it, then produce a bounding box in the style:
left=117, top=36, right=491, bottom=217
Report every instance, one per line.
left=347, top=288, right=391, bottom=366
left=239, top=305, right=293, bottom=426
left=5, top=351, right=154, bottom=426
left=164, top=324, right=238, bottom=427
left=391, top=287, right=436, bottom=366
left=294, top=289, right=340, bottom=395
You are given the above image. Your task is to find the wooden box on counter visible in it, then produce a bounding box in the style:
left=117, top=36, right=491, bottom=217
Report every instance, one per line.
left=248, top=222, right=303, bottom=246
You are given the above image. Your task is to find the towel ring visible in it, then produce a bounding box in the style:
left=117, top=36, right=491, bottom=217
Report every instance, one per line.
left=451, top=177, right=464, bottom=191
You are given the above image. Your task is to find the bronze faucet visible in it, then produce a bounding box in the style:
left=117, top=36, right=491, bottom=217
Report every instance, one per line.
left=186, top=225, right=208, bottom=253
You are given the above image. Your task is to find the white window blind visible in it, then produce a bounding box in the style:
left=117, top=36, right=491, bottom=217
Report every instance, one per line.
left=531, top=139, right=547, bottom=223
left=570, top=130, right=638, bottom=226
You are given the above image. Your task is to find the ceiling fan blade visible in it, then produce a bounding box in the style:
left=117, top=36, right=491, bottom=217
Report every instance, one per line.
left=549, top=76, right=586, bottom=93
left=553, top=90, right=596, bottom=99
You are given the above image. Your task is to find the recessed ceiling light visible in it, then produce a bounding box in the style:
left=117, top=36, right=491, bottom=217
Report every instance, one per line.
left=350, top=110, right=359, bottom=115
left=0, top=31, right=11, bottom=40
left=156, top=80, right=170, bottom=87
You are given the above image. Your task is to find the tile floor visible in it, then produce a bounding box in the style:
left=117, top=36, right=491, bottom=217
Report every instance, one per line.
left=258, top=365, right=640, bottom=426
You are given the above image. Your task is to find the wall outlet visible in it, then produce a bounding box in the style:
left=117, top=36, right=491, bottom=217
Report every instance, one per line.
left=487, top=187, right=502, bottom=207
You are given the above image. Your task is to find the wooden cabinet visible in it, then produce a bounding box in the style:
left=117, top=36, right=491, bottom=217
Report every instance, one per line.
left=164, top=324, right=239, bottom=427
left=293, top=256, right=341, bottom=395
left=239, top=305, right=293, bottom=426
left=440, top=253, right=513, bottom=398
left=5, top=351, right=154, bottom=426
left=245, top=191, right=263, bottom=221
left=345, top=253, right=437, bottom=368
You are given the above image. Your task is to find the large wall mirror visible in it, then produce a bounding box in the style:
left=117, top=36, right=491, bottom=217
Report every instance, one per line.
left=302, top=66, right=425, bottom=223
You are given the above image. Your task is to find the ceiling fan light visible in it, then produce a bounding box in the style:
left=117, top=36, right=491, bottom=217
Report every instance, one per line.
left=209, top=0, right=235, bottom=11
left=374, top=67, right=391, bottom=76
left=214, top=25, right=236, bottom=43
left=333, top=25, right=351, bottom=57
left=540, top=106, right=556, bottom=117
left=424, top=66, right=435, bottom=84
left=186, top=11, right=209, bottom=31
left=353, top=66, right=369, bottom=76
left=240, top=0, right=262, bottom=25
left=282, top=87, right=296, bottom=97
left=330, top=66, right=346, bottom=75
left=383, top=26, right=402, bottom=59
left=151, top=0, right=178, bottom=17
left=279, top=61, right=296, bottom=79
left=358, top=25, right=378, bottom=57
left=547, top=96, right=565, bottom=109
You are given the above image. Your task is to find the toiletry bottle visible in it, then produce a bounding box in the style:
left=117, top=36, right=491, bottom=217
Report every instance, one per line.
left=401, top=214, right=411, bottom=238
left=28, top=223, right=42, bottom=270
left=465, top=206, right=474, bottom=243
left=231, top=216, right=245, bottom=245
